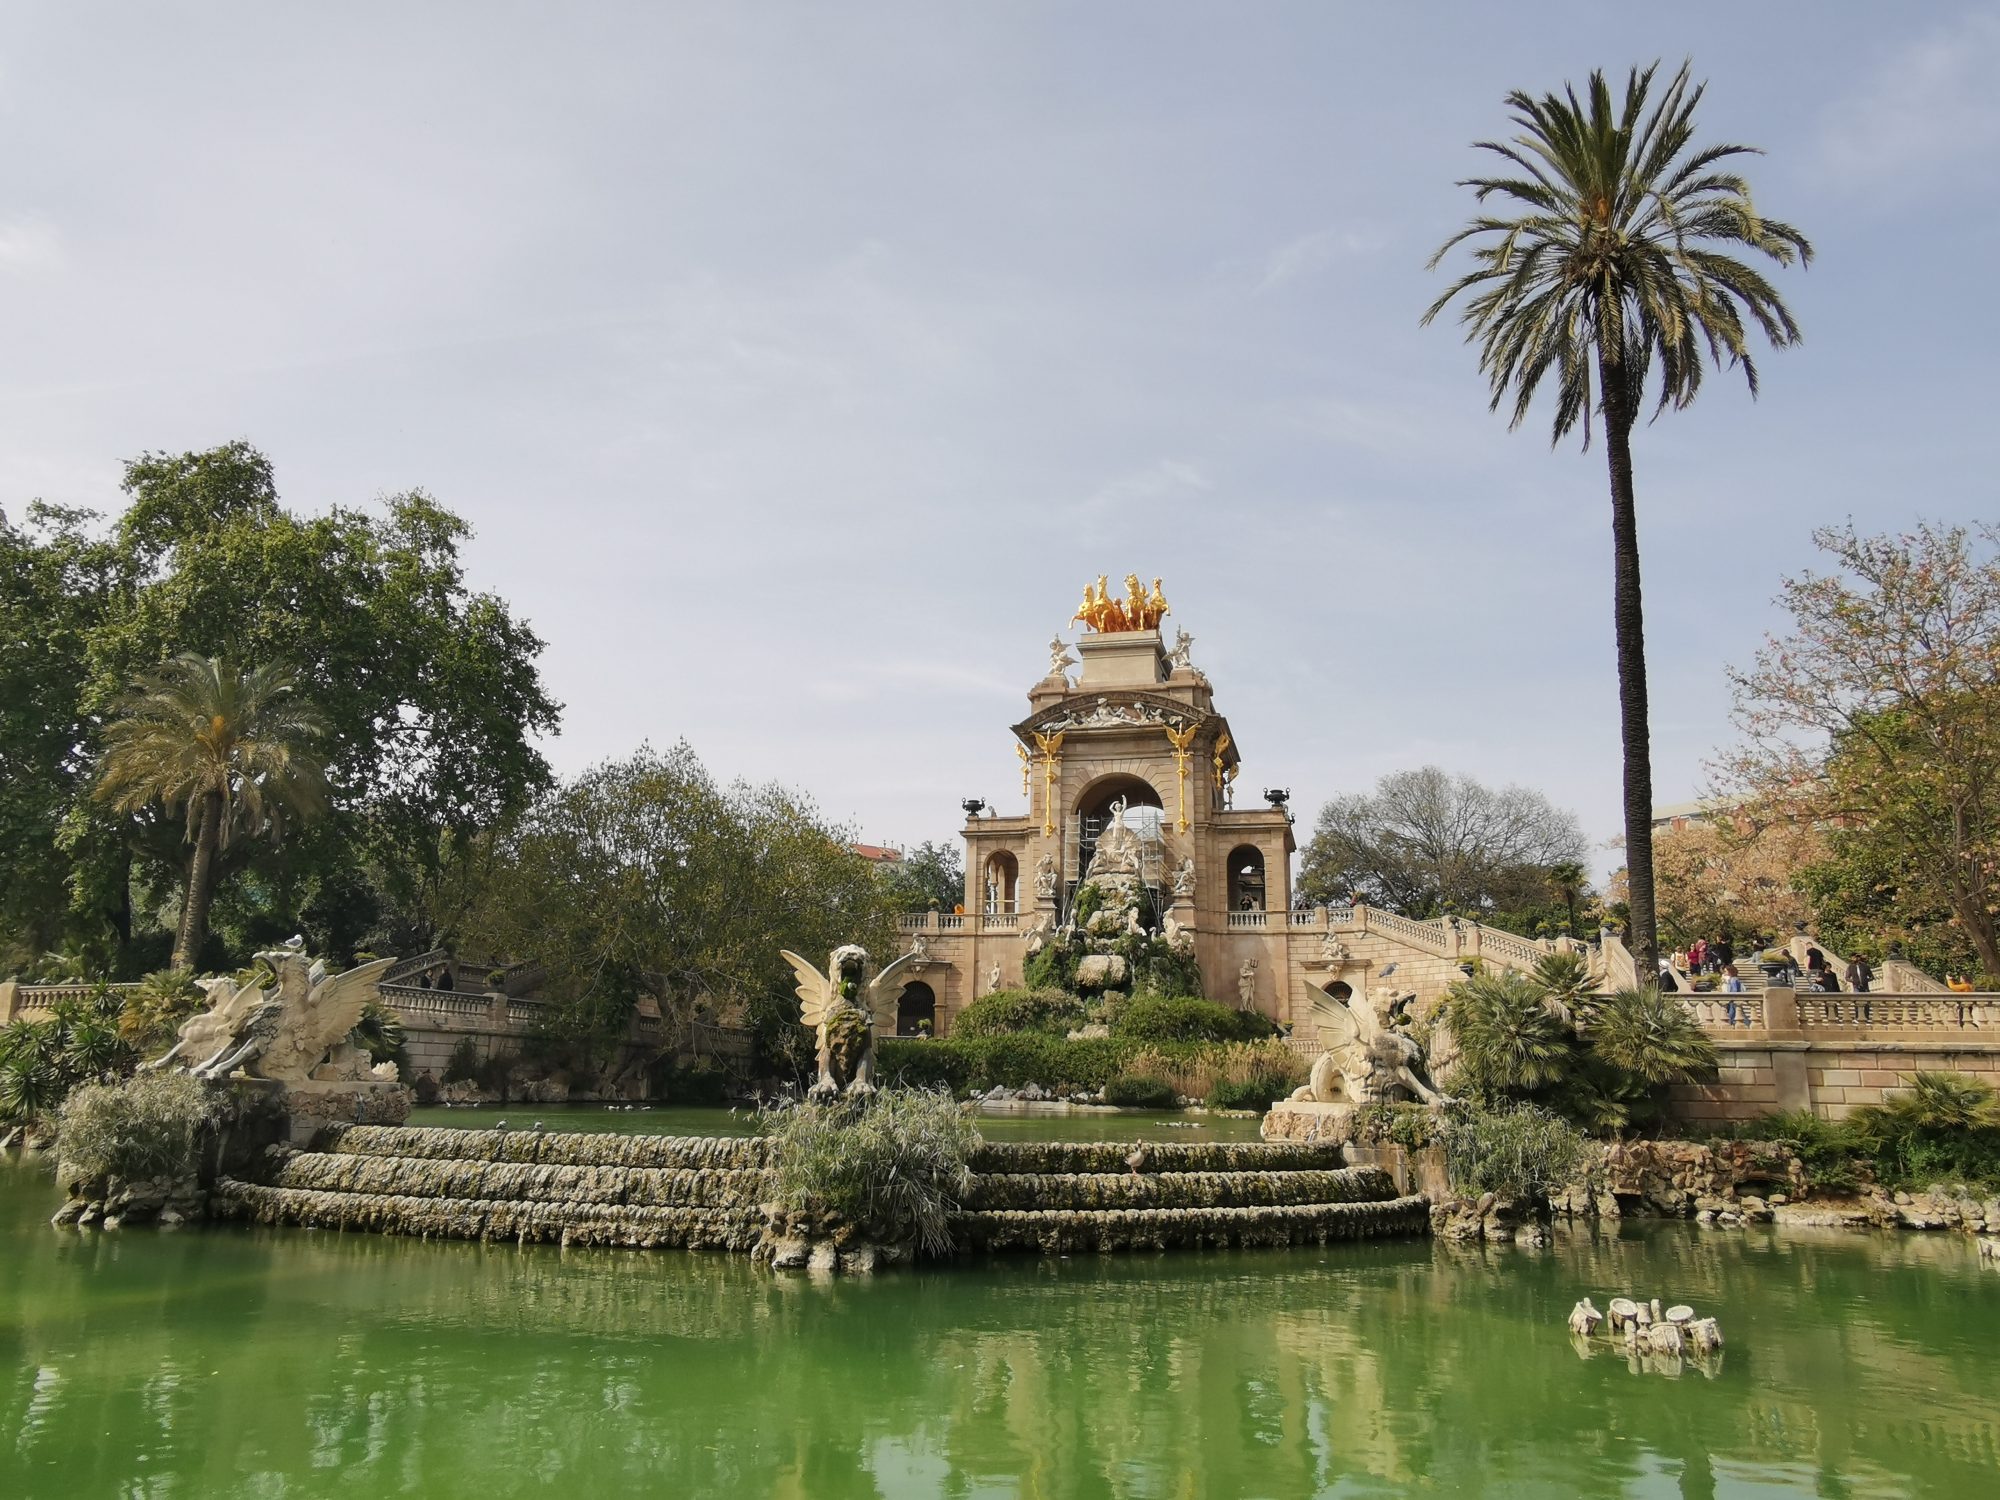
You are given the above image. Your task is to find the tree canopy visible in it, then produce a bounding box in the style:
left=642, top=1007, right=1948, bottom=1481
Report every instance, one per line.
left=1725, top=520, right=2000, bottom=976
left=1297, top=767, right=1590, bottom=929
left=459, top=743, right=900, bottom=1075
left=0, top=441, right=559, bottom=976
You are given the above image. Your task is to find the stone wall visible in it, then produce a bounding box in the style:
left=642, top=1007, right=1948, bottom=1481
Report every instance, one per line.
left=1665, top=985, right=2000, bottom=1123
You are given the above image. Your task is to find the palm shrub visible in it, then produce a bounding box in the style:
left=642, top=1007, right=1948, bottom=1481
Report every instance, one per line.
left=119, top=969, right=207, bottom=1053
left=1848, top=1072, right=2000, bottom=1191
left=1440, top=970, right=1577, bottom=1095
left=1587, top=985, right=1717, bottom=1085
left=763, top=1088, right=979, bottom=1256
left=0, top=994, right=140, bottom=1128
left=348, top=1001, right=407, bottom=1067
left=56, top=1071, right=217, bottom=1188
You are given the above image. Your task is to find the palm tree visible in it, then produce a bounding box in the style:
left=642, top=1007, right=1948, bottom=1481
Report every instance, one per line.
left=96, top=654, right=329, bottom=970
left=1424, top=62, right=1811, bottom=981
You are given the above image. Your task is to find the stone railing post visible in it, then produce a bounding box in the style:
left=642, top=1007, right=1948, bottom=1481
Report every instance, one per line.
left=487, top=993, right=509, bottom=1030
left=1759, top=984, right=1810, bottom=1115
left=0, top=979, right=16, bottom=1025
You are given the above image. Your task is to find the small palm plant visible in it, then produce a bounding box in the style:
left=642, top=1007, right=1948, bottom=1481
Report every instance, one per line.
left=1440, top=970, right=1577, bottom=1095
left=95, top=655, right=329, bottom=970
left=1585, top=985, right=1717, bottom=1086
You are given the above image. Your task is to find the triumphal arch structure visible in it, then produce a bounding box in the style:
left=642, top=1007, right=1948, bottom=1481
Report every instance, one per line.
left=889, top=576, right=1573, bottom=1038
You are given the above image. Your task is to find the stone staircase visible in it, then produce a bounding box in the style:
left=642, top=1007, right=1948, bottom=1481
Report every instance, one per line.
left=214, top=1126, right=1430, bottom=1255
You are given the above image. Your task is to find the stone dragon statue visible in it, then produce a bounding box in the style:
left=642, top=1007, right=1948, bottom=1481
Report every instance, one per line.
left=145, top=945, right=398, bottom=1085
left=780, top=944, right=923, bottom=1102
left=1293, top=985, right=1447, bottom=1108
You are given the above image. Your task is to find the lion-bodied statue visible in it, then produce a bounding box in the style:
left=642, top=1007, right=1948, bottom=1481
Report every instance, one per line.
left=1293, top=985, right=1446, bottom=1108
left=780, top=944, right=923, bottom=1102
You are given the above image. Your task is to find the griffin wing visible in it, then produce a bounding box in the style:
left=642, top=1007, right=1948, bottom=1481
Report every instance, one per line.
left=780, top=950, right=832, bottom=1028
left=1308, top=990, right=1362, bottom=1053
left=303, top=958, right=396, bottom=1058
left=866, top=952, right=923, bottom=1028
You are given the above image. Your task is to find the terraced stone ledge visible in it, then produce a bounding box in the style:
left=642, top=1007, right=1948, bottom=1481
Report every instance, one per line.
left=211, top=1125, right=1430, bottom=1259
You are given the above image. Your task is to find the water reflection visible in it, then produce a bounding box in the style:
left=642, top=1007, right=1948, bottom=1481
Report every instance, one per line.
left=4, top=1158, right=1997, bottom=1497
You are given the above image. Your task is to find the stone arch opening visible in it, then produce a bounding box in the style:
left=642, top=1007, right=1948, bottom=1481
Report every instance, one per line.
left=1323, top=979, right=1354, bottom=1003
left=895, top=981, right=936, bottom=1036
left=1228, top=845, right=1267, bottom=912
left=1074, top=775, right=1163, bottom=882
left=983, top=851, right=1019, bottom=914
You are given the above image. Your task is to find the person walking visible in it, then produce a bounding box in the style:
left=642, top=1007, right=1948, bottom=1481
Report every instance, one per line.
left=1713, top=936, right=1735, bottom=975
left=1843, top=953, right=1873, bottom=994
left=1689, top=937, right=1709, bottom=976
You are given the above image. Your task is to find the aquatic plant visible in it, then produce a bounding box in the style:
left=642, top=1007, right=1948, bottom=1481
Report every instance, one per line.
left=763, top=1088, right=979, bottom=1256
left=1437, top=1102, right=1587, bottom=1201
left=1102, top=1074, right=1179, bottom=1109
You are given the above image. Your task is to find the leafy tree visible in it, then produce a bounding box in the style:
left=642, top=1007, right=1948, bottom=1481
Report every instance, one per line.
left=0, top=504, right=118, bottom=967
left=2, top=441, right=558, bottom=972
left=881, top=840, right=964, bottom=913
left=1426, top=61, right=1811, bottom=981
left=96, top=656, right=329, bottom=970
left=1646, top=813, right=1825, bottom=950
left=1725, top=522, right=2000, bottom=975
left=1298, top=766, right=1587, bottom=919
left=461, top=743, right=899, bottom=1078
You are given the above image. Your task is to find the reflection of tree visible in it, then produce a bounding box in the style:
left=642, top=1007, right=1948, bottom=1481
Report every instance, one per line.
left=6, top=1170, right=2000, bottom=1497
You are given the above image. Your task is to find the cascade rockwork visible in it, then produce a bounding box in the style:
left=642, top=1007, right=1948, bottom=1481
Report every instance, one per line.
left=213, top=1125, right=1429, bottom=1255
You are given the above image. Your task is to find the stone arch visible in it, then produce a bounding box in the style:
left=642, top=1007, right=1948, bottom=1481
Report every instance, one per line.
left=895, top=981, right=936, bottom=1036
left=1073, top=773, right=1165, bottom=885
left=982, top=851, right=1019, bottom=914
left=1227, top=844, right=1267, bottom=912
left=1322, top=978, right=1354, bottom=1003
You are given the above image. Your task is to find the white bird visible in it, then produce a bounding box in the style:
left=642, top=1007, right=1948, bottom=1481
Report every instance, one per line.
left=494, top=1119, right=507, bottom=1131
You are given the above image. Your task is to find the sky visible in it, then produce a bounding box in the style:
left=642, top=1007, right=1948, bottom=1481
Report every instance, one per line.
left=3, top=2, right=1997, bottom=880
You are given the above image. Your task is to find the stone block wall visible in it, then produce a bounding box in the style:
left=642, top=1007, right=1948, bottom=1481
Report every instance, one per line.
left=1666, top=1041, right=2000, bottom=1123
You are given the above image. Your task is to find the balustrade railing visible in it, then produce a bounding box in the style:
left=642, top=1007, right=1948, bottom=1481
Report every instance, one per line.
left=1794, top=994, right=2000, bottom=1031
left=1473, top=925, right=1550, bottom=970
left=1683, top=994, right=1766, bottom=1031
left=1360, top=907, right=1455, bottom=957
left=1227, top=911, right=1268, bottom=929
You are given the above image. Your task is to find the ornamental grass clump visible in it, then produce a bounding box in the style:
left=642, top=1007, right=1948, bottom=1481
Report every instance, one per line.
left=763, top=1088, right=979, bottom=1256
left=1438, top=1102, right=1588, bottom=1202
left=56, top=1071, right=217, bottom=1189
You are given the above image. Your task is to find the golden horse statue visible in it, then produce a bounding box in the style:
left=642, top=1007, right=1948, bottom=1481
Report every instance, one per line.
left=1069, top=573, right=1169, bottom=633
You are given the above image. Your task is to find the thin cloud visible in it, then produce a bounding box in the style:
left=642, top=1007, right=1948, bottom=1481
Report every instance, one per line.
left=0, top=219, right=63, bottom=273
left=1255, top=225, right=1384, bottom=293
left=1818, top=8, right=2000, bottom=182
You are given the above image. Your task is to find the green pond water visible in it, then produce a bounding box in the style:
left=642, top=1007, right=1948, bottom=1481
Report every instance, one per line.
left=5, top=1150, right=1998, bottom=1498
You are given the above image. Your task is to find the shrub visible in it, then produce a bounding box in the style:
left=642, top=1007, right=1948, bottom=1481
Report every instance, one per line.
left=443, top=1037, right=480, bottom=1084
left=1439, top=971, right=1575, bottom=1093
left=1437, top=1102, right=1587, bottom=1201
left=763, top=1088, right=978, bottom=1255
left=56, top=1072, right=217, bottom=1188
left=1129, top=1039, right=1303, bottom=1103
left=1849, top=1072, right=2000, bottom=1191
left=951, top=988, right=1086, bottom=1038
left=1207, top=1074, right=1293, bottom=1111
left=118, top=970, right=206, bottom=1053
left=1103, top=1074, right=1180, bottom=1109
left=1587, top=986, right=1717, bottom=1085
left=1115, top=995, right=1271, bottom=1045
left=349, top=1001, right=407, bottom=1066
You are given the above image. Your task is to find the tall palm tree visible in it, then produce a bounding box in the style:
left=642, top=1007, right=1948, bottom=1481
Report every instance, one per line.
left=1423, top=62, right=1810, bottom=981
left=96, top=654, right=329, bottom=970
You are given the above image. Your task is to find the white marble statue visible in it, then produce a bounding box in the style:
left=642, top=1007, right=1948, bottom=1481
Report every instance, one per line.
left=1294, top=987, right=1445, bottom=1108
left=1237, top=956, right=1258, bottom=1010
left=987, top=962, right=1003, bottom=995
left=1047, top=636, right=1076, bottom=682
left=1171, top=857, right=1196, bottom=899
left=1034, top=852, right=1059, bottom=898
left=781, top=944, right=925, bottom=1102
left=1167, top=627, right=1195, bottom=670
left=158, top=948, right=399, bottom=1085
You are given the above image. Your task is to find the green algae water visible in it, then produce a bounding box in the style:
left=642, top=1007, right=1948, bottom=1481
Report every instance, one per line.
left=4, top=1154, right=1997, bottom=1498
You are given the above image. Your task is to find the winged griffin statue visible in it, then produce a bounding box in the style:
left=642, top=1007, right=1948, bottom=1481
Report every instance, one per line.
left=1293, top=984, right=1447, bottom=1108
left=144, top=944, right=398, bottom=1085
left=780, top=944, right=923, bottom=1102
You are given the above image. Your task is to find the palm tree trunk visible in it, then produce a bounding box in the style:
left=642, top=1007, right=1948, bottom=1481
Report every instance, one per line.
left=172, top=790, right=222, bottom=971
left=1599, top=352, right=1660, bottom=983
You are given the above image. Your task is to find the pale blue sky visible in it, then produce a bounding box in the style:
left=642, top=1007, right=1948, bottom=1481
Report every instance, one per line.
left=3, top=3, right=1995, bottom=877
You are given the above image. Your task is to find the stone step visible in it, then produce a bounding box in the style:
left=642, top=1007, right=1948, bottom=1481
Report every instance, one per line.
left=964, top=1167, right=1397, bottom=1212
left=214, top=1178, right=762, bottom=1250
left=970, top=1141, right=1347, bottom=1175
left=272, top=1152, right=771, bottom=1209
left=957, top=1196, right=1432, bottom=1252
left=319, top=1125, right=774, bottom=1170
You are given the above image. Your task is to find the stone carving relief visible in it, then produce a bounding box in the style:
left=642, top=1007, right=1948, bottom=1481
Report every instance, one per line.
left=1293, top=988, right=1446, bottom=1108
left=1033, top=697, right=1192, bottom=735
left=1171, top=857, right=1196, bottom=900
left=1033, top=852, right=1059, bottom=898
left=147, top=944, right=399, bottom=1085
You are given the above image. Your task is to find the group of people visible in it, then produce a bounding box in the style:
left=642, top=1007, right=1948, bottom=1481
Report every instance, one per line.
left=1658, top=935, right=1878, bottom=1026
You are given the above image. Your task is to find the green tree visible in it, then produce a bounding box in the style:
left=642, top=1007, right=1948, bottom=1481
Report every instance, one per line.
left=2, top=440, right=559, bottom=972
left=96, top=655, right=329, bottom=970
left=1425, top=62, right=1811, bottom=980
left=1727, top=522, right=2000, bottom=977
left=462, top=743, right=898, bottom=1079
left=882, top=840, right=964, bottom=913
left=0, top=504, right=118, bottom=966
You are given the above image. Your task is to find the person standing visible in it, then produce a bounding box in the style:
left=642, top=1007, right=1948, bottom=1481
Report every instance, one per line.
left=1713, top=936, right=1735, bottom=975
left=1722, top=963, right=1745, bottom=1026
left=1843, top=953, right=1873, bottom=994
left=1689, top=936, right=1709, bottom=975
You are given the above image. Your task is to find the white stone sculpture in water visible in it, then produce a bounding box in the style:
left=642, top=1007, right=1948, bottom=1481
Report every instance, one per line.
left=1294, top=986, right=1446, bottom=1107
left=781, top=944, right=923, bottom=1103
left=150, top=948, right=399, bottom=1084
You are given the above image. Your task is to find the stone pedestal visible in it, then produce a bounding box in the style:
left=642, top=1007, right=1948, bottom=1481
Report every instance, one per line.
left=280, top=1079, right=413, bottom=1144
left=1259, top=1098, right=1357, bottom=1145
